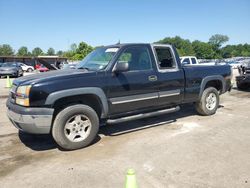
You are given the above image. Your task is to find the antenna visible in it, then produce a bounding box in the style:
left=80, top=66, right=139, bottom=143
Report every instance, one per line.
left=116, top=39, right=120, bottom=45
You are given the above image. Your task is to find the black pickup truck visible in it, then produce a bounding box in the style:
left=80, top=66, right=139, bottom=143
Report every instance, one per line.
left=236, top=61, right=250, bottom=90
left=7, top=43, right=232, bottom=150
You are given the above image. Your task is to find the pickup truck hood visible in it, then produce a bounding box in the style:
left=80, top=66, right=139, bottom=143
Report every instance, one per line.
left=13, top=69, right=92, bottom=86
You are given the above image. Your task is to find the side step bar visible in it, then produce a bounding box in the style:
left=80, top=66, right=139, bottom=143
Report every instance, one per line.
left=107, top=106, right=180, bottom=124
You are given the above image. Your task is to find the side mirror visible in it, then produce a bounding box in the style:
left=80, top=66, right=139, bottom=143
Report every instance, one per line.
left=113, top=61, right=129, bottom=73
left=182, top=61, right=189, bottom=65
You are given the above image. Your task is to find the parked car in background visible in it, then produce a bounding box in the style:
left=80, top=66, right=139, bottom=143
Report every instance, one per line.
left=0, top=62, right=23, bottom=77
left=18, top=63, right=34, bottom=72
left=236, top=61, right=250, bottom=90
left=36, top=64, right=49, bottom=72
left=180, top=56, right=199, bottom=65
left=62, top=63, right=78, bottom=69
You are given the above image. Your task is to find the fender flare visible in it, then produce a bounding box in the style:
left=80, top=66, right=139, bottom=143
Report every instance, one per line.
left=45, top=87, right=109, bottom=118
left=199, top=75, right=226, bottom=99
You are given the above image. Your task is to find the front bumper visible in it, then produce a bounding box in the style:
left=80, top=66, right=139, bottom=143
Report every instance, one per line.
left=0, top=71, right=17, bottom=76
left=6, top=99, right=54, bottom=134
left=236, top=75, right=250, bottom=84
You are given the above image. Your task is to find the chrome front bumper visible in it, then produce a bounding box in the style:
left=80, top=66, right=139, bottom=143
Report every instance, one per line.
left=6, top=99, right=54, bottom=134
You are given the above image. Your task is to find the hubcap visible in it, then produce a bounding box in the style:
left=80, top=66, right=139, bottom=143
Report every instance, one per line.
left=206, top=93, right=217, bottom=110
left=64, top=114, right=91, bottom=142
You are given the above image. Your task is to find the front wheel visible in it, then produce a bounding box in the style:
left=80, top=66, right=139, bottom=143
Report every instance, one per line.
left=195, top=87, right=219, bottom=116
left=52, top=104, right=99, bottom=150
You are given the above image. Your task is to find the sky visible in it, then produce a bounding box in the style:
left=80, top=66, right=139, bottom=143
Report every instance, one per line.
left=0, top=0, right=250, bottom=52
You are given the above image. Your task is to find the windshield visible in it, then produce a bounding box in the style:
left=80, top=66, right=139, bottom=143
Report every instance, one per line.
left=1, top=62, right=17, bottom=67
left=76, top=47, right=119, bottom=70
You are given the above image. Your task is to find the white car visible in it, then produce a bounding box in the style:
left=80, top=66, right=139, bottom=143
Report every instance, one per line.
left=18, top=63, right=34, bottom=72
left=180, top=56, right=199, bottom=65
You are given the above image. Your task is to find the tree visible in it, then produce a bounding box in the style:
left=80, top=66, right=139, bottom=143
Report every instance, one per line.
left=17, top=46, right=29, bottom=56
left=32, top=47, right=43, bottom=56
left=75, top=42, right=93, bottom=59
left=70, top=43, right=77, bottom=52
left=157, top=36, right=195, bottom=56
left=209, top=34, right=229, bottom=49
left=63, top=42, right=93, bottom=60
left=47, top=47, right=55, bottom=55
left=192, top=40, right=215, bottom=59
left=0, top=44, right=14, bottom=56
left=56, top=50, right=63, bottom=56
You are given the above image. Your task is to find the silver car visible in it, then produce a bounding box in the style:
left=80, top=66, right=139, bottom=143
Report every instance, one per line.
left=0, top=62, right=24, bottom=77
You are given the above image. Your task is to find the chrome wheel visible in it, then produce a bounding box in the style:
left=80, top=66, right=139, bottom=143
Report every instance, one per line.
left=64, top=114, right=92, bottom=142
left=206, top=93, right=217, bottom=110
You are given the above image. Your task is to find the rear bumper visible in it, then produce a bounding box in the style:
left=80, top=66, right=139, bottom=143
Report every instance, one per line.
left=6, top=99, right=54, bottom=134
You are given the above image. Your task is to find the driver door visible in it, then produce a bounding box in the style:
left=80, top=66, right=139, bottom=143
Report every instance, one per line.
left=107, top=45, right=159, bottom=116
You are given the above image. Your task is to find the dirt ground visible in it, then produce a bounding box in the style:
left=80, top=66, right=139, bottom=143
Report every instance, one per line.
left=0, top=71, right=250, bottom=188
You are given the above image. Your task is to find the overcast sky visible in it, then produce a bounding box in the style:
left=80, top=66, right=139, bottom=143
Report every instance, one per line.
left=0, top=0, right=249, bottom=52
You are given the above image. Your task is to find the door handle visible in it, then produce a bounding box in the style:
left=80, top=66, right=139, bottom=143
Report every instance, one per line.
left=148, top=75, right=157, bottom=81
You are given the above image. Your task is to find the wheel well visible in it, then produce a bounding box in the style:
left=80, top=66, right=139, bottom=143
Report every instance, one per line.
left=205, top=80, right=223, bottom=92
left=52, top=94, right=103, bottom=119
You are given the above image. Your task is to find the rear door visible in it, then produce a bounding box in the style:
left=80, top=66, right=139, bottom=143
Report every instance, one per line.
left=152, top=45, right=185, bottom=107
left=107, top=45, right=159, bottom=116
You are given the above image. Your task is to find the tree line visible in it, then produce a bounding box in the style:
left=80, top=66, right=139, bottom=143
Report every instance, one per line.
left=157, top=34, right=250, bottom=59
left=0, top=34, right=249, bottom=60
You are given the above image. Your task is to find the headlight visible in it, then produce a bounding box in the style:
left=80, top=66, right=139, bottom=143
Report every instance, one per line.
left=16, top=85, right=31, bottom=106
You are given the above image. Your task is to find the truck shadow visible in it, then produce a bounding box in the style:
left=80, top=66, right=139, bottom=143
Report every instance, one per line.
left=18, top=104, right=198, bottom=151
left=18, top=132, right=56, bottom=151
left=99, top=104, right=197, bottom=136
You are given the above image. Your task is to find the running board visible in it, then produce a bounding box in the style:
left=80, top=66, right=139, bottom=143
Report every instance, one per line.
left=107, top=106, right=180, bottom=124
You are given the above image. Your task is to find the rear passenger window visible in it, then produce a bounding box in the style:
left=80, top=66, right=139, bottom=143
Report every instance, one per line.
left=154, top=47, right=176, bottom=69
left=191, top=58, right=197, bottom=64
left=118, top=46, right=152, bottom=71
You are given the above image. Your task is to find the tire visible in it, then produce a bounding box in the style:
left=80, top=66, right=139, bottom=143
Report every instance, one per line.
left=27, top=68, right=33, bottom=72
left=195, top=87, right=219, bottom=116
left=52, top=104, right=99, bottom=150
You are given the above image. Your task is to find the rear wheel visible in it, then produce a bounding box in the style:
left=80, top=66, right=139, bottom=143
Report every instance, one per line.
left=195, top=87, right=219, bottom=116
left=27, top=68, right=33, bottom=72
left=52, top=104, right=99, bottom=150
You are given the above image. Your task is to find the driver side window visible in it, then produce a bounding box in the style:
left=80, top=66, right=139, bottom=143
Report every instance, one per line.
left=117, top=46, right=152, bottom=71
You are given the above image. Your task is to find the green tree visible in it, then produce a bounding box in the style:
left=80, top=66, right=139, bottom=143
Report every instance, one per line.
left=17, top=46, right=29, bottom=56
left=75, top=42, right=93, bottom=59
left=192, top=40, right=215, bottom=59
left=0, top=44, right=14, bottom=56
left=157, top=36, right=195, bottom=56
left=32, top=47, right=43, bottom=56
left=56, top=50, right=63, bottom=56
left=47, top=47, right=55, bottom=55
left=209, top=34, right=229, bottom=49
left=63, top=42, right=93, bottom=60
